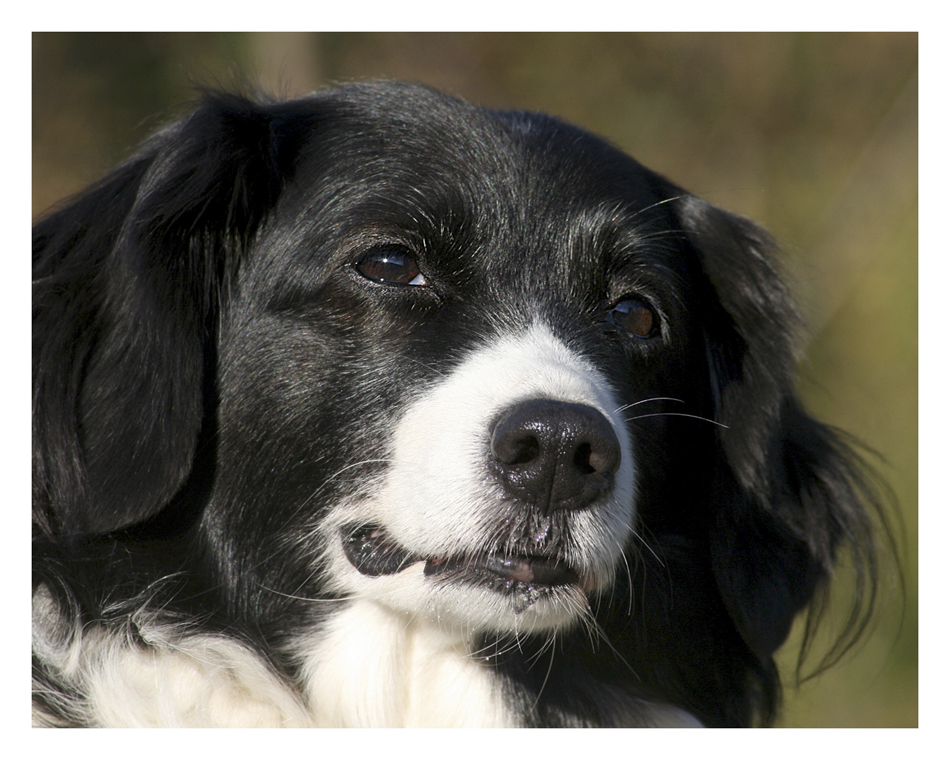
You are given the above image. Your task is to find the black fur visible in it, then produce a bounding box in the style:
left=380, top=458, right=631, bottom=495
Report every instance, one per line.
left=33, top=82, right=879, bottom=727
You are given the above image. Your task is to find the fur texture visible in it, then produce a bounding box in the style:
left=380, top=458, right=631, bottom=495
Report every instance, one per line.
left=33, top=82, right=878, bottom=727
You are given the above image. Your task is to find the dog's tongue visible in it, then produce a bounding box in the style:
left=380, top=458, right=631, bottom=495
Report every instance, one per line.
left=484, top=555, right=536, bottom=583
left=424, top=554, right=579, bottom=586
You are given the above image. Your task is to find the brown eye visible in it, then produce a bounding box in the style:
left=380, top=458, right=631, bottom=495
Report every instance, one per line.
left=607, top=297, right=658, bottom=338
left=355, top=246, right=427, bottom=286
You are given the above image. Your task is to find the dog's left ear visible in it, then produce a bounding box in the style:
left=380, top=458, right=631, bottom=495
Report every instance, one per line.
left=671, top=193, right=875, bottom=662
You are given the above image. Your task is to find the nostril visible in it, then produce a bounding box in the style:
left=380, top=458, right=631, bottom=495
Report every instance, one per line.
left=577, top=435, right=621, bottom=479
left=573, top=442, right=596, bottom=475
left=493, top=432, right=541, bottom=466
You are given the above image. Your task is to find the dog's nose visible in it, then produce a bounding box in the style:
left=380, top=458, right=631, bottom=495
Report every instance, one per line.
left=489, top=399, right=621, bottom=514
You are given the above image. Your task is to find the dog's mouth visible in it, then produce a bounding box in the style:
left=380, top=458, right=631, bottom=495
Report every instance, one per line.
left=342, top=524, right=581, bottom=589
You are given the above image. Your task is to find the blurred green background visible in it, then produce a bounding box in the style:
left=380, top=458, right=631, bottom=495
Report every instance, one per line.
left=32, top=32, right=917, bottom=728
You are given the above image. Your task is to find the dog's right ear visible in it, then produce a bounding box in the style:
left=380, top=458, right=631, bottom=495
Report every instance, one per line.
left=33, top=92, right=316, bottom=538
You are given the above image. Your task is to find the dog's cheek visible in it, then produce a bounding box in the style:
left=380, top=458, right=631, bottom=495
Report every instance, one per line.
left=210, top=318, right=393, bottom=534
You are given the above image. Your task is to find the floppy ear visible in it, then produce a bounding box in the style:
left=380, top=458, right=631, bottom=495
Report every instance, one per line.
left=33, top=92, right=313, bottom=538
left=672, top=193, right=876, bottom=662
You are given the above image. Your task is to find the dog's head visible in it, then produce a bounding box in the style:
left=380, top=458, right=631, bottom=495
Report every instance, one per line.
left=33, top=82, right=878, bottom=724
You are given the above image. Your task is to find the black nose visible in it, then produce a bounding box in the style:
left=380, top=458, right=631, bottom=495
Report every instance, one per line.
left=489, top=399, right=622, bottom=514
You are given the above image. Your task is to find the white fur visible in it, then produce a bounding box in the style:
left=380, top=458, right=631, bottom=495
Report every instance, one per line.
left=301, top=600, right=515, bottom=727
left=33, top=588, right=312, bottom=728
left=322, top=322, right=637, bottom=636
left=84, top=632, right=313, bottom=728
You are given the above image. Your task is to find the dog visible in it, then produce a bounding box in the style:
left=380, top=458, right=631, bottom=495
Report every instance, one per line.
left=32, top=81, right=880, bottom=727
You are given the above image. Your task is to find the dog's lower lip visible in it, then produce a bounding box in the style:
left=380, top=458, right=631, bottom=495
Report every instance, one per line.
left=342, top=524, right=579, bottom=586
left=423, top=554, right=579, bottom=586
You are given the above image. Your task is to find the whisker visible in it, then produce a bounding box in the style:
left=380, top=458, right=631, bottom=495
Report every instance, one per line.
left=527, top=633, right=559, bottom=715
left=625, top=411, right=729, bottom=429
left=628, top=193, right=692, bottom=219
left=614, top=542, right=636, bottom=618
left=289, top=456, right=393, bottom=518
left=612, top=397, right=685, bottom=415
left=579, top=608, right=640, bottom=681
left=402, top=355, right=449, bottom=379
left=255, top=584, right=352, bottom=604
left=470, top=636, right=520, bottom=661
left=323, top=458, right=392, bottom=484
left=524, top=632, right=554, bottom=669
left=627, top=528, right=664, bottom=569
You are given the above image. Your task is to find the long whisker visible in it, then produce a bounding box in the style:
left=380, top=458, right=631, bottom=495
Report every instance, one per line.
left=402, top=355, right=449, bottom=378
left=290, top=456, right=393, bottom=518
left=614, top=541, right=637, bottom=618
left=578, top=607, right=640, bottom=681
left=323, top=458, right=391, bottom=484
left=612, top=397, right=685, bottom=415
left=627, top=528, right=664, bottom=569
left=625, top=411, right=729, bottom=429
left=527, top=632, right=560, bottom=715
left=255, top=584, right=352, bottom=604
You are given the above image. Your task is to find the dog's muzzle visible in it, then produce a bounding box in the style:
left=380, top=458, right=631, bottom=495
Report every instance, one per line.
left=341, top=399, right=620, bottom=595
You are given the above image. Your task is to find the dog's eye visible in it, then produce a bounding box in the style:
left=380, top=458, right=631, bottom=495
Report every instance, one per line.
left=355, top=246, right=427, bottom=286
left=606, top=297, right=658, bottom=338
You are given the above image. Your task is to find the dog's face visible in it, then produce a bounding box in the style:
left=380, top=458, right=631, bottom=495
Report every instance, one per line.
left=35, top=83, right=874, bottom=727
left=207, top=90, right=712, bottom=636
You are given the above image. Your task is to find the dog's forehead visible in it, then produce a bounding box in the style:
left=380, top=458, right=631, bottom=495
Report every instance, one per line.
left=290, top=84, right=659, bottom=216
left=277, top=89, right=673, bottom=276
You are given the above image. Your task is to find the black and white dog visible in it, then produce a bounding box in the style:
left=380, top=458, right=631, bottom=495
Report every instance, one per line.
left=33, top=82, right=879, bottom=727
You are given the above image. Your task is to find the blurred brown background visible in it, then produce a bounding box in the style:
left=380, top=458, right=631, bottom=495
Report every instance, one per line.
left=32, top=32, right=917, bottom=728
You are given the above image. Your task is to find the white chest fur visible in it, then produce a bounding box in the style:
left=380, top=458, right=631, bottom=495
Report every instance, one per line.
left=300, top=600, right=516, bottom=728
